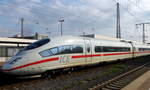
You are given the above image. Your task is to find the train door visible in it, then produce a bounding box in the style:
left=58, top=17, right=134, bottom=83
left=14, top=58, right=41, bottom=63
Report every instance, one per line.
left=129, top=42, right=135, bottom=58
left=84, top=39, right=92, bottom=62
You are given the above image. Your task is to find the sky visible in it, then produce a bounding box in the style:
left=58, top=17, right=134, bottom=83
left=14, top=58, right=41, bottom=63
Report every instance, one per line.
left=0, top=0, right=150, bottom=43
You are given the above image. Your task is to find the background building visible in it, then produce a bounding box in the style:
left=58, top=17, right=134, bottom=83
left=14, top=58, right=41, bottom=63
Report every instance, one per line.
left=0, top=37, right=36, bottom=62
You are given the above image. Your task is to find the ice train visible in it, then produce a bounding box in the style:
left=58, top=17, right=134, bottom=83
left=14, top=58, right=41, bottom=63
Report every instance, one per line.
left=2, top=36, right=150, bottom=76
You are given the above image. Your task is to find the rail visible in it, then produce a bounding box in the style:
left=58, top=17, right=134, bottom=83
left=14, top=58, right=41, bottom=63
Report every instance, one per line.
left=89, top=62, right=150, bottom=90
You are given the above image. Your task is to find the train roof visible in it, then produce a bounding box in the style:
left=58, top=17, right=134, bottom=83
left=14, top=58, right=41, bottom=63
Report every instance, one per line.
left=80, top=34, right=149, bottom=45
left=81, top=34, right=120, bottom=41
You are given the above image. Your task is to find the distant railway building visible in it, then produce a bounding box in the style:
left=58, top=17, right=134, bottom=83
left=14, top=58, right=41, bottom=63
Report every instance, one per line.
left=0, top=37, right=36, bottom=62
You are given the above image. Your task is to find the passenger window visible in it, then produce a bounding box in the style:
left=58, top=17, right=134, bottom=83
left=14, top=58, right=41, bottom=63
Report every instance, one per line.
left=103, top=47, right=114, bottom=52
left=72, top=45, right=83, bottom=53
left=59, top=45, right=72, bottom=54
left=50, top=47, right=58, bottom=55
left=139, top=48, right=150, bottom=51
left=58, top=45, right=83, bottom=54
left=39, top=47, right=58, bottom=57
left=95, top=46, right=102, bottom=52
left=39, top=45, right=83, bottom=57
left=95, top=46, right=130, bottom=53
left=39, top=50, right=52, bottom=57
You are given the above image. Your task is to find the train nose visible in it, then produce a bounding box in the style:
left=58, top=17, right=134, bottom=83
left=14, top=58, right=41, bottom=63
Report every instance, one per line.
left=1, top=63, right=13, bottom=74
left=1, top=57, right=22, bottom=75
left=2, top=63, right=21, bottom=75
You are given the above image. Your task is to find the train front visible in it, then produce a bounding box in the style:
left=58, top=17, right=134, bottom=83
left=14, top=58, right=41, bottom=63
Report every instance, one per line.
left=1, top=38, right=50, bottom=76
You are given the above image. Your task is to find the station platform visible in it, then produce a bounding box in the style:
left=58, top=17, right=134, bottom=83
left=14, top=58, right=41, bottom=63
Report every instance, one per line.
left=0, top=62, right=4, bottom=66
left=122, top=70, right=150, bottom=90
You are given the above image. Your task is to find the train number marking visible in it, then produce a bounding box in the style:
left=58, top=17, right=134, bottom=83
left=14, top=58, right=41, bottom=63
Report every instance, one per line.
left=59, top=56, right=71, bottom=63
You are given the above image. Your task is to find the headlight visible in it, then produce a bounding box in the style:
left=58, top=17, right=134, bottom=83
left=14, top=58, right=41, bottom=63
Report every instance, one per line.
left=8, top=57, right=22, bottom=64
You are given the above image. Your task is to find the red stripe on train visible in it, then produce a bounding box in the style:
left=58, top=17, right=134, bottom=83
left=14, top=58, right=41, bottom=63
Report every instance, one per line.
left=3, top=57, right=59, bottom=72
left=72, top=52, right=132, bottom=59
left=134, top=51, right=150, bottom=54
left=103, top=52, right=132, bottom=56
left=3, top=51, right=150, bottom=71
left=72, top=55, right=92, bottom=58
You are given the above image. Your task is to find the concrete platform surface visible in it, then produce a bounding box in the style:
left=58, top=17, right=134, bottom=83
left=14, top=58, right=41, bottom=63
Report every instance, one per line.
left=122, top=70, right=150, bottom=90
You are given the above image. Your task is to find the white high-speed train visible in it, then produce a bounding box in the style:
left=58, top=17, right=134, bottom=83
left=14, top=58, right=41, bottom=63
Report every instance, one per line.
left=2, top=36, right=150, bottom=76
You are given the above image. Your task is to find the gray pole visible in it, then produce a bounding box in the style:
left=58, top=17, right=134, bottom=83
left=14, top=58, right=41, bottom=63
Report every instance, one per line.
left=143, top=24, right=145, bottom=43
left=21, top=18, right=24, bottom=37
left=83, top=32, right=85, bottom=35
left=59, top=19, right=64, bottom=36
left=61, top=22, right=62, bottom=36
left=47, top=32, right=51, bottom=38
left=136, top=22, right=150, bottom=43
left=116, top=2, right=121, bottom=38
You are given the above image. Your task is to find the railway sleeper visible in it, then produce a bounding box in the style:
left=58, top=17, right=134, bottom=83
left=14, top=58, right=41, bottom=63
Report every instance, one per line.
left=105, top=86, right=120, bottom=90
left=108, top=83, right=123, bottom=88
left=111, top=83, right=125, bottom=88
left=101, top=87, right=111, bottom=90
left=113, top=80, right=125, bottom=83
left=113, top=81, right=125, bottom=84
left=112, top=82, right=126, bottom=86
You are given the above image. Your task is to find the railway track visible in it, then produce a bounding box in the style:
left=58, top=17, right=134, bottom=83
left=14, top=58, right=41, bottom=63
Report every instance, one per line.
left=89, top=61, right=150, bottom=90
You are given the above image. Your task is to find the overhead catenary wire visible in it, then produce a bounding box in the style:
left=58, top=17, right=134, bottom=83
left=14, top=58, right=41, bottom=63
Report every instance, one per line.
left=0, top=0, right=144, bottom=22
left=112, top=0, right=144, bottom=22
left=127, top=0, right=146, bottom=12
left=0, top=0, right=144, bottom=39
left=112, top=0, right=149, bottom=42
